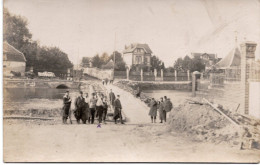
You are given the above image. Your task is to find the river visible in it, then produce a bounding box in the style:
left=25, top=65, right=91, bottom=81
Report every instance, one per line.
left=3, top=88, right=81, bottom=111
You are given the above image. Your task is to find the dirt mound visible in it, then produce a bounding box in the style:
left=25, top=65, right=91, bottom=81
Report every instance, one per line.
left=168, top=101, right=243, bottom=146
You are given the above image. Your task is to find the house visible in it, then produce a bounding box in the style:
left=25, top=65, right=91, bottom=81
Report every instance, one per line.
left=123, top=43, right=152, bottom=70
left=191, top=52, right=220, bottom=70
left=3, top=42, right=26, bottom=77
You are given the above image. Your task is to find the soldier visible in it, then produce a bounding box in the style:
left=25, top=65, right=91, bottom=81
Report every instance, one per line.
left=109, top=89, right=116, bottom=107
left=62, top=91, right=72, bottom=124
left=74, top=91, right=86, bottom=124
left=113, top=95, right=124, bottom=124
left=158, top=97, right=165, bottom=123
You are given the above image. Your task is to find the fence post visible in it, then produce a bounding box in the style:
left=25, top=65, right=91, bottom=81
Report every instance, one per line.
left=187, top=70, right=190, bottom=81
left=192, top=72, right=196, bottom=97
left=240, top=41, right=257, bottom=115
left=154, top=69, right=157, bottom=78
left=126, top=68, right=129, bottom=80
left=141, top=68, right=143, bottom=81
left=175, top=70, right=177, bottom=81
left=161, top=69, right=164, bottom=81
left=192, top=71, right=200, bottom=97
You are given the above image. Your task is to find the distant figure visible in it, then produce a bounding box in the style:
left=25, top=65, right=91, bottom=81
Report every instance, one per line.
left=102, top=79, right=105, bottom=85
left=158, top=97, right=165, bottom=123
left=163, top=98, right=173, bottom=122
left=96, top=94, right=104, bottom=124
left=89, top=93, right=97, bottom=124
left=136, top=86, right=141, bottom=98
left=148, top=98, right=157, bottom=123
left=113, top=95, right=124, bottom=124
left=109, top=89, right=116, bottom=107
left=62, top=91, right=72, bottom=124
left=102, top=96, right=108, bottom=124
left=105, top=78, right=108, bottom=85
left=74, top=91, right=86, bottom=124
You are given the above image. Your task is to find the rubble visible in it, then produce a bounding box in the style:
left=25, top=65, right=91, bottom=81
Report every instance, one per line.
left=168, top=100, right=260, bottom=150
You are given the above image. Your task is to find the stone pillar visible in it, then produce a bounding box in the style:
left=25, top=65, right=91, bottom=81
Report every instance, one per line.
left=154, top=69, right=157, bottom=78
left=161, top=69, right=164, bottom=80
left=141, top=68, right=143, bottom=81
left=126, top=68, right=129, bottom=80
left=192, top=71, right=200, bottom=97
left=240, top=41, right=257, bottom=115
left=187, top=70, right=190, bottom=81
left=192, top=72, right=196, bottom=97
left=175, top=70, right=177, bottom=81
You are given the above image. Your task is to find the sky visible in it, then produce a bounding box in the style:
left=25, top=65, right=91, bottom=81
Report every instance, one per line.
left=4, top=0, right=260, bottom=66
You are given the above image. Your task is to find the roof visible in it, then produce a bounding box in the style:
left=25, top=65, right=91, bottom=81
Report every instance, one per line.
left=191, top=52, right=216, bottom=60
left=123, top=43, right=152, bottom=54
left=215, top=47, right=241, bottom=69
left=3, top=42, right=26, bottom=62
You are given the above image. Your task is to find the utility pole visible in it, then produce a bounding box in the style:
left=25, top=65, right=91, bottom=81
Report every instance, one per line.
left=113, top=32, right=116, bottom=79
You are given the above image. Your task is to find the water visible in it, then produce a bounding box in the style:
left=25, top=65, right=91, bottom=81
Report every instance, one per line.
left=3, top=88, right=81, bottom=111
left=142, top=90, right=192, bottom=106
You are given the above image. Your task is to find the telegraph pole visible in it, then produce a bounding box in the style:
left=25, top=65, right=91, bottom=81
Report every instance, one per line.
left=113, top=32, right=116, bottom=79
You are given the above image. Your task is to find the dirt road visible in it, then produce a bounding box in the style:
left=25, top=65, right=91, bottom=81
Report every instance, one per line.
left=4, top=119, right=260, bottom=162
left=3, top=81, right=260, bottom=162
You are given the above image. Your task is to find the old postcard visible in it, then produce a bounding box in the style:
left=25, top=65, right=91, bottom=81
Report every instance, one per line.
left=2, top=0, right=260, bottom=162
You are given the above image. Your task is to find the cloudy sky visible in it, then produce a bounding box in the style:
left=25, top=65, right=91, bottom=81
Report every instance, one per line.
left=4, top=0, right=260, bottom=66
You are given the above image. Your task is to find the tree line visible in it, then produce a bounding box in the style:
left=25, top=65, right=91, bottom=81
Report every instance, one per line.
left=3, top=8, right=73, bottom=77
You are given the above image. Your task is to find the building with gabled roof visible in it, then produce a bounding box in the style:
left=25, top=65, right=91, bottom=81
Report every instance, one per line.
left=123, top=43, right=152, bottom=70
left=3, top=41, right=26, bottom=77
left=215, top=47, right=241, bottom=69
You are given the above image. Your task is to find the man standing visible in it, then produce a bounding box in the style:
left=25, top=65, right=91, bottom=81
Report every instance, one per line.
left=163, top=98, right=173, bottom=122
left=83, top=93, right=90, bottom=124
left=96, top=94, right=104, bottom=124
left=89, top=93, right=97, bottom=124
left=158, top=97, right=165, bottom=123
left=102, top=96, right=108, bottom=124
left=74, top=91, right=86, bottom=124
left=113, top=95, right=124, bottom=124
left=62, top=91, right=71, bottom=124
left=109, top=89, right=116, bottom=107
left=148, top=98, right=157, bottom=123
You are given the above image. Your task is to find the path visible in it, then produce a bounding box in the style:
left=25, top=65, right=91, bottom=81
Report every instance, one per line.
left=102, top=83, right=151, bottom=124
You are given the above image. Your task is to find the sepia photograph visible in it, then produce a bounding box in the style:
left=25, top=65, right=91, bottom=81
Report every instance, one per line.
left=2, top=0, right=260, bottom=162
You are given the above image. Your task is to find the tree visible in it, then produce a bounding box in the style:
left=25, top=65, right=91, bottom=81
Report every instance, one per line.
left=81, top=57, right=91, bottom=67
left=100, top=52, right=110, bottom=65
left=92, top=54, right=102, bottom=68
left=173, top=56, right=205, bottom=72
left=4, top=8, right=74, bottom=77
left=109, top=51, right=126, bottom=71
left=150, top=55, right=164, bottom=71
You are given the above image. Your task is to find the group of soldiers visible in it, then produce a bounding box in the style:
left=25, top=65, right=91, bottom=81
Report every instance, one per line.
left=62, top=89, right=124, bottom=124
left=148, top=96, right=173, bottom=123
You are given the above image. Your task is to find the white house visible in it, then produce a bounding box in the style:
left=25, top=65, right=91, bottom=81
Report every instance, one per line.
left=3, top=42, right=26, bottom=77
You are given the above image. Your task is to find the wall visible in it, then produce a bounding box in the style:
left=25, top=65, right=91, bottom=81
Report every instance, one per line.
left=249, top=82, right=260, bottom=119
left=83, top=67, right=113, bottom=80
